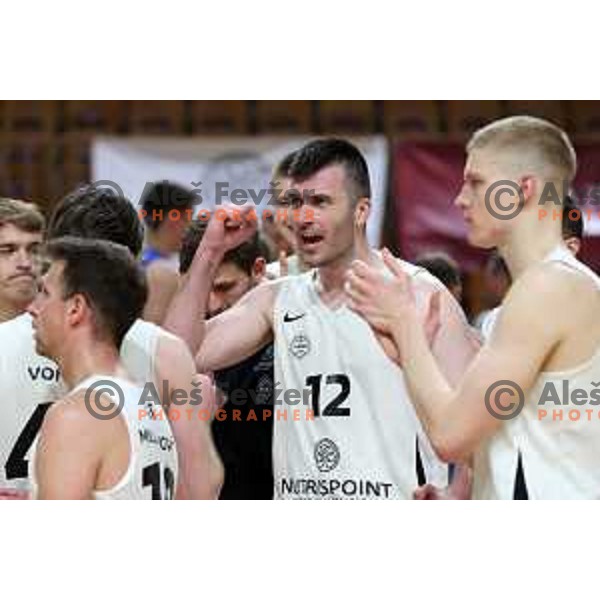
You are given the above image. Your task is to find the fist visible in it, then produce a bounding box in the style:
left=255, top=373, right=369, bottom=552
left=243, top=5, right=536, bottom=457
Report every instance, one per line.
left=203, top=205, right=258, bottom=254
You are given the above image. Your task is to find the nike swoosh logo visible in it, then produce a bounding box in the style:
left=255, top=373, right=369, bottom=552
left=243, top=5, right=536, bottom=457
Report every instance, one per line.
left=284, top=312, right=306, bottom=323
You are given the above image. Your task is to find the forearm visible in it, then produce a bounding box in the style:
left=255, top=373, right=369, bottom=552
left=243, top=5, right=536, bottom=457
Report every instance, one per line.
left=391, top=311, right=454, bottom=440
left=175, top=426, right=224, bottom=500
left=163, top=246, right=223, bottom=355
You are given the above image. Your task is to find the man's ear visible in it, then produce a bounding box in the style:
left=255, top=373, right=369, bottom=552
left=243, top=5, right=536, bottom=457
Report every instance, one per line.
left=519, top=175, right=537, bottom=205
left=564, top=236, right=581, bottom=256
left=252, top=257, right=267, bottom=283
left=354, top=197, right=371, bottom=230
left=66, top=293, right=87, bottom=327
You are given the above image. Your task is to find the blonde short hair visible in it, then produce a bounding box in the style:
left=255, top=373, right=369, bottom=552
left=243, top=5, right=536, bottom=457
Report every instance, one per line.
left=467, top=116, right=577, bottom=183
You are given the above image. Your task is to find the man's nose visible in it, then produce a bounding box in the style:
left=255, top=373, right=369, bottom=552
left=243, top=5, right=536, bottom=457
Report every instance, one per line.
left=297, top=204, right=316, bottom=229
left=454, top=185, right=469, bottom=209
left=15, top=248, right=33, bottom=270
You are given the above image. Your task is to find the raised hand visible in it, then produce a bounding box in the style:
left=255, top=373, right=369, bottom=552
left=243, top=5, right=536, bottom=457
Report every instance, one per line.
left=201, top=205, right=258, bottom=256
left=345, top=247, right=417, bottom=336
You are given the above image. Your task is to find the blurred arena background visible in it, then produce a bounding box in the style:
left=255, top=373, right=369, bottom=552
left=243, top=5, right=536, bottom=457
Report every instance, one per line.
left=1, top=99, right=598, bottom=318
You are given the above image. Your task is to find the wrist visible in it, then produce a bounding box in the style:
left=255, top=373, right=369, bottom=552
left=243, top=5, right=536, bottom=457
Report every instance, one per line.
left=389, top=308, right=413, bottom=341
left=193, top=243, right=225, bottom=274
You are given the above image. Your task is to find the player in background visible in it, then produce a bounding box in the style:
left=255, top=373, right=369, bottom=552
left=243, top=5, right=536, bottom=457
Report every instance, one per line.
left=0, top=199, right=44, bottom=324
left=0, top=185, right=222, bottom=500
left=140, top=182, right=197, bottom=325
left=0, top=199, right=61, bottom=500
left=179, top=222, right=274, bottom=499
left=262, top=151, right=307, bottom=279
left=45, top=184, right=222, bottom=499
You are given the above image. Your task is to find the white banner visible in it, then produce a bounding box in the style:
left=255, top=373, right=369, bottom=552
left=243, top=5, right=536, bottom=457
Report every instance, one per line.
left=91, top=136, right=388, bottom=245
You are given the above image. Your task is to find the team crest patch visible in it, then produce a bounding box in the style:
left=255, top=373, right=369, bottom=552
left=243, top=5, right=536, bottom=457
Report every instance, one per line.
left=255, top=374, right=273, bottom=405
left=289, top=333, right=311, bottom=359
left=314, top=438, right=340, bottom=473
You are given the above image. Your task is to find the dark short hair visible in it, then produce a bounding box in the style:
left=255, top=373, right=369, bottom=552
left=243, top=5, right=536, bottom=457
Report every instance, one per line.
left=415, top=252, right=461, bottom=289
left=288, top=138, right=371, bottom=202
left=47, top=184, right=144, bottom=257
left=179, top=219, right=270, bottom=275
left=45, top=236, right=147, bottom=347
left=562, top=194, right=584, bottom=240
left=272, top=150, right=297, bottom=180
left=0, top=198, right=44, bottom=233
left=140, top=181, right=196, bottom=231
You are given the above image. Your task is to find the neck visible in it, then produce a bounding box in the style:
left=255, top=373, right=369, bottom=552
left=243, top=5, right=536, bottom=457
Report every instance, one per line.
left=0, top=300, right=25, bottom=324
left=317, top=240, right=377, bottom=293
left=146, top=231, right=174, bottom=256
left=499, top=220, right=565, bottom=279
left=56, top=336, right=123, bottom=390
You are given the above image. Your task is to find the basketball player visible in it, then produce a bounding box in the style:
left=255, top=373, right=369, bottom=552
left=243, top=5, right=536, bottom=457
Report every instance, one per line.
left=0, top=200, right=63, bottom=500
left=164, top=138, right=479, bottom=499
left=179, top=222, right=274, bottom=499
left=346, top=116, right=600, bottom=499
left=140, top=182, right=196, bottom=324
left=479, top=194, right=584, bottom=341
left=0, top=185, right=222, bottom=500
left=30, top=237, right=177, bottom=499
left=0, top=199, right=44, bottom=323
left=262, top=151, right=307, bottom=278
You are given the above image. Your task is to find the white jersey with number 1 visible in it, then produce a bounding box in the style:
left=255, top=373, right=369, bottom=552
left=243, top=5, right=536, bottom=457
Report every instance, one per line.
left=31, top=374, right=178, bottom=500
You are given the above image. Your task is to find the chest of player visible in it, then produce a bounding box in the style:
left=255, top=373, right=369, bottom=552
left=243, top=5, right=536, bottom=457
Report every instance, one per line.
left=274, top=275, right=422, bottom=424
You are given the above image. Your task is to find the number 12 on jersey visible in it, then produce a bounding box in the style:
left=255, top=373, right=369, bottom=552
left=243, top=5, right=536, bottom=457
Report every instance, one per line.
left=305, top=374, right=351, bottom=417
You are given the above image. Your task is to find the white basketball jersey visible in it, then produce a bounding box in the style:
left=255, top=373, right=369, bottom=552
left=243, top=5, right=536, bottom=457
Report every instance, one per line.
left=473, top=245, right=600, bottom=499
left=266, top=255, right=304, bottom=279
left=0, top=316, right=173, bottom=495
left=0, top=314, right=65, bottom=493
left=121, top=318, right=176, bottom=386
left=479, top=307, right=501, bottom=341
left=272, top=264, right=448, bottom=500
left=31, top=375, right=178, bottom=500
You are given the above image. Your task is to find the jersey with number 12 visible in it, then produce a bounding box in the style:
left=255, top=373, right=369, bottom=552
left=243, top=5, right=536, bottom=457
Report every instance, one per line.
left=272, top=265, right=448, bottom=500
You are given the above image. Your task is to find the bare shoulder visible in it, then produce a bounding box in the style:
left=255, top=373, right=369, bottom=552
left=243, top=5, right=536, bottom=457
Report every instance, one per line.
left=236, top=276, right=286, bottom=319
left=493, top=260, right=595, bottom=345
left=507, top=259, right=594, bottom=314
left=41, top=390, right=100, bottom=438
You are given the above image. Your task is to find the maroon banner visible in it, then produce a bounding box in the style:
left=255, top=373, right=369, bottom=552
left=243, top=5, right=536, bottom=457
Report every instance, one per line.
left=393, top=141, right=600, bottom=273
